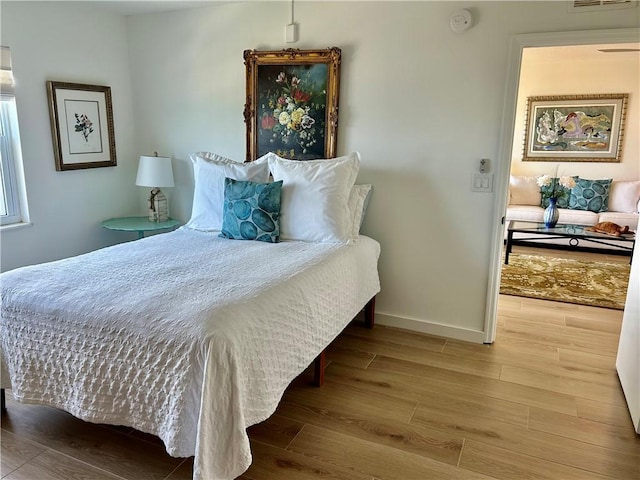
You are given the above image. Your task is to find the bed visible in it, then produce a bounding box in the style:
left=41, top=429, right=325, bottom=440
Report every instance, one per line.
left=0, top=151, right=380, bottom=479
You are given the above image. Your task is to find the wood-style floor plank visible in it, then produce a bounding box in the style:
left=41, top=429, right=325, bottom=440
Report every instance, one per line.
left=0, top=430, right=47, bottom=477
left=369, top=355, right=580, bottom=416
left=1, top=246, right=636, bottom=480
left=459, top=439, right=615, bottom=480
left=528, top=407, right=640, bottom=455
left=323, top=363, right=530, bottom=428
left=243, top=439, right=372, bottom=480
left=412, top=408, right=638, bottom=479
left=499, top=364, right=627, bottom=406
left=286, top=425, right=494, bottom=480
left=274, top=399, right=465, bottom=466
left=1, top=400, right=184, bottom=480
left=558, top=347, right=617, bottom=371
left=498, top=316, right=620, bottom=356
left=3, top=449, right=125, bottom=480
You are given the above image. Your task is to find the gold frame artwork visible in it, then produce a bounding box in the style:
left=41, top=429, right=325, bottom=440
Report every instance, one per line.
left=47, top=81, right=117, bottom=171
left=522, top=93, right=628, bottom=163
left=243, top=47, right=341, bottom=161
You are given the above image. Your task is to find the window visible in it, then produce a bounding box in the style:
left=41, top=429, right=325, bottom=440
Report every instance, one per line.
left=0, top=46, right=27, bottom=227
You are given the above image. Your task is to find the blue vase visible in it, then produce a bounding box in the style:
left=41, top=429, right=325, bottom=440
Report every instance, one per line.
left=544, top=197, right=559, bottom=228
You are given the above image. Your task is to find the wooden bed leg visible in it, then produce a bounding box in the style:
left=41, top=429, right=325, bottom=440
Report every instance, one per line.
left=364, top=296, right=376, bottom=329
left=313, top=350, right=326, bottom=387
left=1, top=388, right=5, bottom=412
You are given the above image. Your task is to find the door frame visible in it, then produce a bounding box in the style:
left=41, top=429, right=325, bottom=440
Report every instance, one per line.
left=483, top=27, right=640, bottom=344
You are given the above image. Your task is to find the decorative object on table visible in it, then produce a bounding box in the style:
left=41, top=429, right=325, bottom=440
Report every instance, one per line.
left=522, top=93, right=628, bottom=162
left=542, top=197, right=560, bottom=228
left=46, top=81, right=116, bottom=171
left=536, top=171, right=576, bottom=227
left=585, top=221, right=631, bottom=237
left=136, top=153, right=175, bottom=222
left=243, top=47, right=341, bottom=161
left=500, top=253, right=630, bottom=310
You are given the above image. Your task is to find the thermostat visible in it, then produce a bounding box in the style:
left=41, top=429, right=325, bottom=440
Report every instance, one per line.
left=450, top=9, right=473, bottom=32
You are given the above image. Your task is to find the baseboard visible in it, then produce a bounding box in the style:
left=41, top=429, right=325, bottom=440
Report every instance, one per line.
left=374, top=313, right=486, bottom=344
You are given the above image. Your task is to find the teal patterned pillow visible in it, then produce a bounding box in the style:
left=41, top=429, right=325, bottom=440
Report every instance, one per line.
left=219, top=178, right=283, bottom=242
left=569, top=178, right=612, bottom=213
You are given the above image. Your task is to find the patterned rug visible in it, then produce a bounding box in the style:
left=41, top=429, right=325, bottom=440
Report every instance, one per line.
left=500, top=253, right=631, bottom=310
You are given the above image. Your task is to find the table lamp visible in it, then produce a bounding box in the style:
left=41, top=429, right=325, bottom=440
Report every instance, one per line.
left=136, top=153, right=175, bottom=222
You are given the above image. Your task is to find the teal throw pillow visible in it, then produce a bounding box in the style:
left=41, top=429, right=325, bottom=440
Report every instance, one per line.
left=569, top=178, right=612, bottom=213
left=219, top=178, right=283, bottom=242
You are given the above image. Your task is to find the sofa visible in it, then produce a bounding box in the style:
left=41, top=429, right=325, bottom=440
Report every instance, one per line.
left=506, top=175, right=640, bottom=230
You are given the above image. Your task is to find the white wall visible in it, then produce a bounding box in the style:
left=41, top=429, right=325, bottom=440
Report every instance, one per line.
left=126, top=1, right=639, bottom=340
left=0, top=2, right=139, bottom=271
left=1, top=1, right=638, bottom=340
left=511, top=45, right=640, bottom=180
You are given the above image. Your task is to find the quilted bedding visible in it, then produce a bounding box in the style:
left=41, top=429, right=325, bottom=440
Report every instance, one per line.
left=0, top=227, right=381, bottom=479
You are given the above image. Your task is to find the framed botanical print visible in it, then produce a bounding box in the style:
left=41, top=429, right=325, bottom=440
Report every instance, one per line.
left=522, top=93, right=628, bottom=162
left=243, top=47, right=341, bottom=161
left=46, top=81, right=117, bottom=171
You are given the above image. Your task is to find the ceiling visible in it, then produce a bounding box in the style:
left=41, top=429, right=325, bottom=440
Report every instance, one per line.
left=86, top=0, right=229, bottom=16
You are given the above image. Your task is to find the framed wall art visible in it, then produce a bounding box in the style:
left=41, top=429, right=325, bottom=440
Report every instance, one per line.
left=46, top=81, right=117, bottom=171
left=243, top=47, right=341, bottom=161
left=522, top=93, right=628, bottom=163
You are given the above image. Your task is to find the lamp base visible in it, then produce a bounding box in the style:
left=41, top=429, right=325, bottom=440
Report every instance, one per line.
left=148, top=188, right=169, bottom=222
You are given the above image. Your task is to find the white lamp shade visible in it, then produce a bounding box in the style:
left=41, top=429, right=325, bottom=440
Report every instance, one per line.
left=136, top=155, right=175, bottom=188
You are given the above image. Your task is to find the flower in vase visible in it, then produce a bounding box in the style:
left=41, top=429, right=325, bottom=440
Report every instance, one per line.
left=537, top=173, right=576, bottom=208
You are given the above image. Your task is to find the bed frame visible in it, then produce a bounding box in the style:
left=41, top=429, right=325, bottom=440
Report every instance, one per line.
left=312, top=296, right=375, bottom=387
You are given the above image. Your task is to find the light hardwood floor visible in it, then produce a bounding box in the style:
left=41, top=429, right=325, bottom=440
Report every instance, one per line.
left=2, top=247, right=638, bottom=479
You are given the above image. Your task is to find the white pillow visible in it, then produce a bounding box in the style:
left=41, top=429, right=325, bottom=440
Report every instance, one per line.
left=185, top=152, right=271, bottom=232
left=509, top=175, right=541, bottom=206
left=268, top=152, right=360, bottom=243
left=608, top=180, right=640, bottom=214
left=348, top=184, right=372, bottom=241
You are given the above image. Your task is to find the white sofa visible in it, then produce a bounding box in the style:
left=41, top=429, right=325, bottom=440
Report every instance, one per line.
left=506, top=176, right=640, bottom=230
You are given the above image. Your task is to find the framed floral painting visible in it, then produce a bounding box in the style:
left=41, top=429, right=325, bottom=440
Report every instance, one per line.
left=243, top=47, right=341, bottom=161
left=46, top=81, right=117, bottom=171
left=522, top=93, right=628, bottom=162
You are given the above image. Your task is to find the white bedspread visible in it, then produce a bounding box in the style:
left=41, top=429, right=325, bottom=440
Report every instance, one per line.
left=0, top=228, right=380, bottom=479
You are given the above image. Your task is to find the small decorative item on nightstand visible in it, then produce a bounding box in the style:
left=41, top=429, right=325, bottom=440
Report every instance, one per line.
left=136, top=153, right=175, bottom=222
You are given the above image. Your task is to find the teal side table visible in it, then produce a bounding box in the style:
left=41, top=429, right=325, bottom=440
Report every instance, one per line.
left=101, top=216, right=181, bottom=239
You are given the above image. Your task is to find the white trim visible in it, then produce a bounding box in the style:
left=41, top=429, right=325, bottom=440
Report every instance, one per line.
left=483, top=27, right=640, bottom=344
left=376, top=312, right=486, bottom=344
left=0, top=221, right=32, bottom=232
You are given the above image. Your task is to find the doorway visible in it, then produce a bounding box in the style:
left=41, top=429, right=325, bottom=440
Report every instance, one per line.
left=484, top=28, right=640, bottom=344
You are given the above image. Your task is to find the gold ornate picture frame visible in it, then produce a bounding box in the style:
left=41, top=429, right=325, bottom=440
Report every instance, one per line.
left=47, top=81, right=117, bottom=171
left=522, top=93, right=628, bottom=163
left=243, top=47, right=341, bottom=161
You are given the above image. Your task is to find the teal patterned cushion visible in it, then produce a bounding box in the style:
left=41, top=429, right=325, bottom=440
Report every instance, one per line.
left=219, top=178, right=283, bottom=242
left=569, top=178, right=612, bottom=213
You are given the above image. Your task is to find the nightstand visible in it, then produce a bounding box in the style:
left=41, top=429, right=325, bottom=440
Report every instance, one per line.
left=101, top=216, right=181, bottom=239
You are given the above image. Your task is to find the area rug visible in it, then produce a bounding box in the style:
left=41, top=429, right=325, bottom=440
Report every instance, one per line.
left=500, top=254, right=631, bottom=310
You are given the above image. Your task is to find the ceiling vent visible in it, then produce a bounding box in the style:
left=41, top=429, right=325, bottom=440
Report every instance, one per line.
left=568, top=0, right=638, bottom=12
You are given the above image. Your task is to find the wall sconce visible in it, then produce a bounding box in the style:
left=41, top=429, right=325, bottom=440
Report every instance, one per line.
left=135, top=153, right=175, bottom=222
